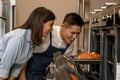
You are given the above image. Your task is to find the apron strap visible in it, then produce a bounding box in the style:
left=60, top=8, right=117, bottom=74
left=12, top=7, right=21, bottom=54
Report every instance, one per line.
left=50, top=32, right=52, bottom=46
left=63, top=44, right=70, bottom=53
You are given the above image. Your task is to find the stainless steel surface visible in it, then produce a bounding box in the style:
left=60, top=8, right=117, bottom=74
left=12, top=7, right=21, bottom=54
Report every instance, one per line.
left=0, top=17, right=5, bottom=39
left=0, top=0, right=10, bottom=38
left=0, top=0, right=15, bottom=38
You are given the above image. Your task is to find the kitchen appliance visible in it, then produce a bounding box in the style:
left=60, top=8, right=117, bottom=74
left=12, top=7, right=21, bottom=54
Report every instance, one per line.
left=0, top=0, right=15, bottom=39
left=90, top=4, right=120, bottom=80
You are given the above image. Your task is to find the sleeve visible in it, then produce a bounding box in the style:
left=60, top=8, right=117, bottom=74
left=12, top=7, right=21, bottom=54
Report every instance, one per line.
left=10, top=63, right=24, bottom=77
left=0, top=36, right=23, bottom=78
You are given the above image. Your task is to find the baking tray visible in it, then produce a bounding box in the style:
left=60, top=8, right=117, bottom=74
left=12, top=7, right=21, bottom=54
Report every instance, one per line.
left=73, top=59, right=101, bottom=64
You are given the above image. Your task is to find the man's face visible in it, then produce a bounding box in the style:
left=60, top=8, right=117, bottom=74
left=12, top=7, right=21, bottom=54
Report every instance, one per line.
left=60, top=24, right=81, bottom=44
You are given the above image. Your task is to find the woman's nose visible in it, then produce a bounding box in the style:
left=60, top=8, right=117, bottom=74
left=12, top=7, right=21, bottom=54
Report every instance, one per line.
left=50, top=27, right=53, bottom=31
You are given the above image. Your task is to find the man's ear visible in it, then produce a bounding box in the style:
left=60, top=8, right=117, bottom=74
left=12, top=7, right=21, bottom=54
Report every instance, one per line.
left=61, top=24, right=64, bottom=28
left=61, top=24, right=64, bottom=30
left=61, top=24, right=67, bottom=29
left=60, top=24, right=65, bottom=33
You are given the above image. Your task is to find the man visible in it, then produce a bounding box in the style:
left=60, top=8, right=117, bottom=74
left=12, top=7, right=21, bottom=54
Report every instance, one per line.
left=19, top=12, right=84, bottom=80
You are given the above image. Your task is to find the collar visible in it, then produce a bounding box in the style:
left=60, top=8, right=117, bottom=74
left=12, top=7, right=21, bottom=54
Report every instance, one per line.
left=57, top=27, right=63, bottom=42
left=26, top=29, right=35, bottom=48
left=26, top=29, right=31, bottom=42
left=57, top=26, right=67, bottom=45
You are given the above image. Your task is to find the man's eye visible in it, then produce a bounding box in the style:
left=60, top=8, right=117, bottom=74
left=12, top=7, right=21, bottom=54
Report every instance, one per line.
left=71, top=32, right=75, bottom=34
left=71, top=32, right=80, bottom=35
left=77, top=33, right=80, bottom=35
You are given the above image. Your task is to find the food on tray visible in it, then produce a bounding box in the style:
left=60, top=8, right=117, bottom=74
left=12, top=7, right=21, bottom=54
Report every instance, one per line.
left=77, top=52, right=101, bottom=60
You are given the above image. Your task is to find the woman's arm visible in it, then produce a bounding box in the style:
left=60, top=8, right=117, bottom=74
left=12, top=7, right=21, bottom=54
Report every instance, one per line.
left=8, top=75, right=15, bottom=80
left=0, top=37, right=23, bottom=78
left=18, top=63, right=27, bottom=80
left=0, top=77, right=5, bottom=80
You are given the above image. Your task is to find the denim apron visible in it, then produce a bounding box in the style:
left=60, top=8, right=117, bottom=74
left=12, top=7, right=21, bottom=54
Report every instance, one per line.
left=26, top=33, right=69, bottom=80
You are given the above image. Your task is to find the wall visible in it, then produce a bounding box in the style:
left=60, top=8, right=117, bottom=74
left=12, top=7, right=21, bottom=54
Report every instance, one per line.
left=16, top=0, right=78, bottom=26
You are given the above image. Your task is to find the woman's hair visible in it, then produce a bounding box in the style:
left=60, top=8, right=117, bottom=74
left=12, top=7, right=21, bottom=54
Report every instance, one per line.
left=16, top=7, right=56, bottom=46
left=63, top=12, right=84, bottom=27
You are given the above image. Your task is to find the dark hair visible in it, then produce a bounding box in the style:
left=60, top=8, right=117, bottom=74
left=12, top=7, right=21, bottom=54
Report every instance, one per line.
left=63, top=12, right=84, bottom=27
left=15, top=7, right=56, bottom=46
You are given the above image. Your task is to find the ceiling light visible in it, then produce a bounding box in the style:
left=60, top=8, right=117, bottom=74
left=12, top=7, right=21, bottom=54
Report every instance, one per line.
left=90, top=11, right=96, bottom=14
left=105, top=2, right=117, bottom=6
left=94, top=9, right=103, bottom=12
left=101, top=6, right=107, bottom=9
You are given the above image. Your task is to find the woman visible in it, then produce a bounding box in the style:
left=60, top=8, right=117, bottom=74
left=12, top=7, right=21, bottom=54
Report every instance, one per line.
left=0, top=7, right=56, bottom=80
left=20, top=12, right=84, bottom=80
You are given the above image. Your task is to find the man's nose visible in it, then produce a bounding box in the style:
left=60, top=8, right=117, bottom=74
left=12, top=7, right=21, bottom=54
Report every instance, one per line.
left=73, top=34, right=78, bottom=39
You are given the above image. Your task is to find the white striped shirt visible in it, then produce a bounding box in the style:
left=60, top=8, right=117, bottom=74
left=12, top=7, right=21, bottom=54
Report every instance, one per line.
left=0, top=29, right=34, bottom=78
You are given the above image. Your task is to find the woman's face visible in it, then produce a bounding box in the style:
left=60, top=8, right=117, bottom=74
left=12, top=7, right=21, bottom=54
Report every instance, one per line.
left=42, top=20, right=54, bottom=37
